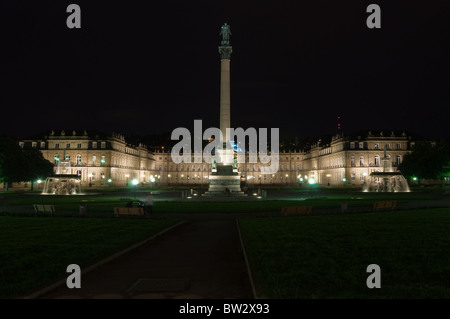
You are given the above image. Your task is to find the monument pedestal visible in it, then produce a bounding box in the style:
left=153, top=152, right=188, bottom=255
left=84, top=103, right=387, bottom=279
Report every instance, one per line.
left=203, top=164, right=246, bottom=196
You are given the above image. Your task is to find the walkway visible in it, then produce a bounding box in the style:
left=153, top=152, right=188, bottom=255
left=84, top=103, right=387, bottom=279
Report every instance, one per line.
left=34, top=220, right=254, bottom=299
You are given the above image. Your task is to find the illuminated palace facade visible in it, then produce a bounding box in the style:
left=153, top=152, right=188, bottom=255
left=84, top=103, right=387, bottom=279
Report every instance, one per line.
left=19, top=129, right=415, bottom=187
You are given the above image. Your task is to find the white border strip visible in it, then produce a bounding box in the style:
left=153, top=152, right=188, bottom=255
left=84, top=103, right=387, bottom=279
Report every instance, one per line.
left=236, top=219, right=258, bottom=299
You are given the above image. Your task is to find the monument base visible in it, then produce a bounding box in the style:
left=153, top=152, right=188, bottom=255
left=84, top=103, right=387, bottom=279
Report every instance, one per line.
left=203, top=164, right=247, bottom=197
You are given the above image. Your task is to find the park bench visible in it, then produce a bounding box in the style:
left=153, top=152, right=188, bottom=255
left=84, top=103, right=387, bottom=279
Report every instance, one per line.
left=33, top=204, right=56, bottom=214
left=373, top=200, right=397, bottom=211
left=281, top=206, right=312, bottom=216
left=114, top=207, right=145, bottom=217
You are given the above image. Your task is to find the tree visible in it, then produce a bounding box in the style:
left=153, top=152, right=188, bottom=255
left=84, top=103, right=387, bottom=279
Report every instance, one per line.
left=22, top=148, right=54, bottom=190
left=0, top=137, right=54, bottom=191
left=0, top=137, right=27, bottom=191
left=399, top=140, right=450, bottom=183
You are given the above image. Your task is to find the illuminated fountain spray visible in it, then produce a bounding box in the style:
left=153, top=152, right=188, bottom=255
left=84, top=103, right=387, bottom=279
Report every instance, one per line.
left=42, top=152, right=82, bottom=195
left=363, top=146, right=410, bottom=192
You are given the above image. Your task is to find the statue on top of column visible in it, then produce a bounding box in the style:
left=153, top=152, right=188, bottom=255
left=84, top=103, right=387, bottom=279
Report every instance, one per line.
left=220, top=23, right=231, bottom=45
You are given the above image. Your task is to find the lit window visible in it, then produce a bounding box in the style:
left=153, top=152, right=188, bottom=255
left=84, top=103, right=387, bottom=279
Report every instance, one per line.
left=77, top=143, right=82, bottom=149
left=360, top=156, right=364, bottom=166
left=374, top=143, right=378, bottom=149
left=351, top=173, right=355, bottom=181
left=396, top=143, right=401, bottom=150
left=55, top=143, right=60, bottom=149
left=66, top=144, right=70, bottom=149
left=101, top=142, right=106, bottom=149
left=92, top=142, right=97, bottom=149
left=101, top=156, right=106, bottom=166
left=351, top=156, right=355, bottom=166
left=92, top=156, right=97, bottom=164
left=359, top=142, right=364, bottom=149
left=350, top=142, right=355, bottom=149
left=76, top=155, right=82, bottom=165
left=40, top=142, right=45, bottom=148
left=396, top=155, right=401, bottom=165
left=32, top=142, right=37, bottom=148
left=375, top=155, right=380, bottom=166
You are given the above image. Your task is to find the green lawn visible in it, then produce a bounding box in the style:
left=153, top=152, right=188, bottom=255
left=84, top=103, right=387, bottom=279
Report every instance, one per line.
left=0, top=216, right=180, bottom=298
left=239, top=208, right=450, bottom=298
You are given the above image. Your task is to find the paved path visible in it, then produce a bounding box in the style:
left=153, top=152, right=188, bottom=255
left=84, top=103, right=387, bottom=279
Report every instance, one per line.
left=36, top=220, right=253, bottom=299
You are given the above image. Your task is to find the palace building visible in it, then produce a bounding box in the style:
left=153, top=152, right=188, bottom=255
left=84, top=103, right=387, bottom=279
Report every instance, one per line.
left=18, top=129, right=419, bottom=188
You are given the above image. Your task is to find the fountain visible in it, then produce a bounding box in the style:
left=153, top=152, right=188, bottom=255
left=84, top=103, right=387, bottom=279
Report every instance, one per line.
left=363, top=147, right=410, bottom=192
left=42, top=159, right=82, bottom=195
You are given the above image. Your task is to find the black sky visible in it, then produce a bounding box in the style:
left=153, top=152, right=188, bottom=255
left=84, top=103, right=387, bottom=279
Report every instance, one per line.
left=1, top=1, right=449, bottom=140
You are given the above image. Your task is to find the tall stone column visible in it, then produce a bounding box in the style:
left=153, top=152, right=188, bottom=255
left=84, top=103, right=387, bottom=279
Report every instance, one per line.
left=219, top=47, right=232, bottom=142
left=204, top=24, right=245, bottom=196
left=218, top=46, right=233, bottom=165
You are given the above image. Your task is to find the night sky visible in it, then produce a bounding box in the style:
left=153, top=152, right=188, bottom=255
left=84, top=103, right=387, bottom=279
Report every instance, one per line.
left=1, top=1, right=449, bottom=140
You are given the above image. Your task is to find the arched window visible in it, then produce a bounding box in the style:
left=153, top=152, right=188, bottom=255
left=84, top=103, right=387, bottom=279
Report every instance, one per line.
left=76, top=154, right=82, bottom=165
left=351, top=156, right=355, bottom=166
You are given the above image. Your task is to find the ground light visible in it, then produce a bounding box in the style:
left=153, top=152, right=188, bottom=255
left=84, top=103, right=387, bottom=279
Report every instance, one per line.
left=308, top=178, right=316, bottom=185
left=131, top=179, right=139, bottom=186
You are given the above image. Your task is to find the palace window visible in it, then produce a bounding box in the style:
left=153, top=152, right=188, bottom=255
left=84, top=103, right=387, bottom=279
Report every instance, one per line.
left=66, top=144, right=71, bottom=149
left=350, top=142, right=355, bottom=149
left=360, top=173, right=364, bottom=181
left=40, top=142, right=45, bottom=148
left=101, top=156, right=106, bottom=166
left=101, top=172, right=105, bottom=180
left=76, top=170, right=81, bottom=176
left=385, top=144, right=390, bottom=149
left=92, top=156, right=97, bottom=165
left=55, top=143, right=60, bottom=149
left=359, top=142, right=364, bottom=149
left=32, top=142, right=37, bottom=148
left=351, top=173, right=356, bottom=181
left=92, top=142, right=97, bottom=149
left=351, top=156, right=355, bottom=166
left=360, top=156, right=364, bottom=166
left=374, top=155, right=380, bottom=166
left=101, top=142, right=106, bottom=149
left=374, top=143, right=379, bottom=149
left=76, top=155, right=82, bottom=165
left=65, top=154, right=70, bottom=161
left=396, top=155, right=401, bottom=165
left=54, top=155, right=60, bottom=165
left=77, top=143, right=82, bottom=149
left=396, top=143, right=401, bottom=150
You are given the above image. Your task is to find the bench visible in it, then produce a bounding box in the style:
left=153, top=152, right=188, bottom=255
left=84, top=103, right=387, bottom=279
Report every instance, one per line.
left=373, top=200, right=397, bottom=211
left=114, top=207, right=145, bottom=217
left=34, top=204, right=56, bottom=214
left=281, top=206, right=312, bottom=216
